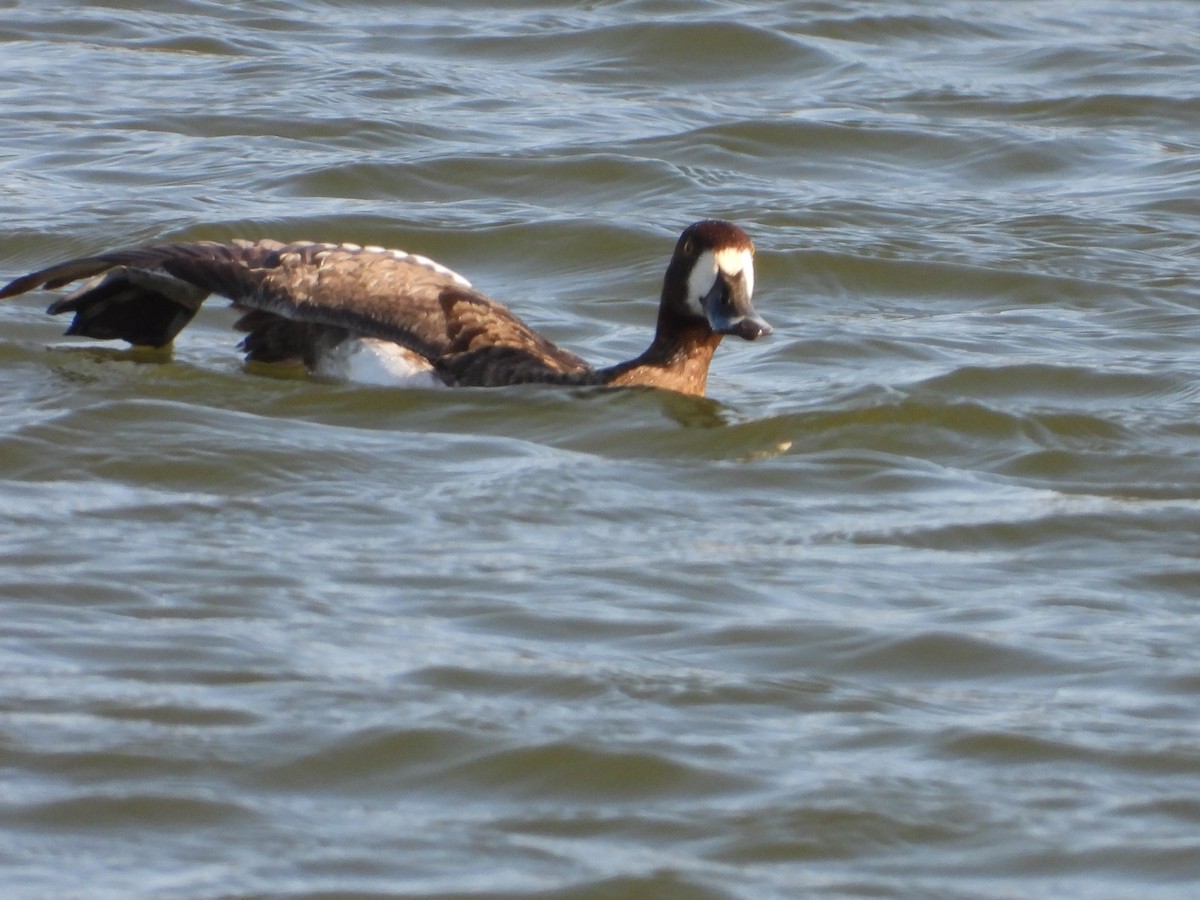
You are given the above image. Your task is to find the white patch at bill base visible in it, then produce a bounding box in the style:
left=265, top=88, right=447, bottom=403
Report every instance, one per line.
left=685, top=247, right=755, bottom=314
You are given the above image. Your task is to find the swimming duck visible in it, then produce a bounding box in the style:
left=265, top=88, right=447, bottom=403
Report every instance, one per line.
left=0, top=219, right=770, bottom=397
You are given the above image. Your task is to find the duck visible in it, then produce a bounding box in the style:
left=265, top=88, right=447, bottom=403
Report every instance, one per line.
left=0, top=219, right=771, bottom=397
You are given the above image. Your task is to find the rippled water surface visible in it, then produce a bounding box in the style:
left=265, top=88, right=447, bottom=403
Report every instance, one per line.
left=3, top=2, right=1200, bottom=898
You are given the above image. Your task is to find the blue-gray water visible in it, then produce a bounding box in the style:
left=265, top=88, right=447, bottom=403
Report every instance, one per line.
left=2, top=2, right=1200, bottom=898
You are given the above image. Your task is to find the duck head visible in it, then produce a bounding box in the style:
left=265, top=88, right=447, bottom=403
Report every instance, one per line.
left=666, top=219, right=772, bottom=341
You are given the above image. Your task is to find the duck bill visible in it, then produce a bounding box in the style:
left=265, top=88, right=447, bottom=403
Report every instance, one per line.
left=702, top=272, right=772, bottom=340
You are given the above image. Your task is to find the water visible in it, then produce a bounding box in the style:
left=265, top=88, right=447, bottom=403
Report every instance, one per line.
left=2, top=1, right=1200, bottom=897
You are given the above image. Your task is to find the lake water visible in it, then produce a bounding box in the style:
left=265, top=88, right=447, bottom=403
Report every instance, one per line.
left=2, top=2, right=1199, bottom=898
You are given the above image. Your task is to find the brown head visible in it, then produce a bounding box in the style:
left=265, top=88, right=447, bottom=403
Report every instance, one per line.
left=660, top=219, right=771, bottom=341
left=598, top=219, right=771, bottom=394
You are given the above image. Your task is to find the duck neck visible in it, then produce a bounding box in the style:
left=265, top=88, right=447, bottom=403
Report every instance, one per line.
left=598, top=310, right=722, bottom=397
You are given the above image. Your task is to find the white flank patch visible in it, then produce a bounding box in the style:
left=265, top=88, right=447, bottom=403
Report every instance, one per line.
left=315, top=338, right=445, bottom=388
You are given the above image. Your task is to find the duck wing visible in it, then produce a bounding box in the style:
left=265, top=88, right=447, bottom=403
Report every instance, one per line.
left=1, top=239, right=590, bottom=384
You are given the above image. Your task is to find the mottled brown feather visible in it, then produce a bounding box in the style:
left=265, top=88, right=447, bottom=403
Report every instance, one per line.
left=1, top=221, right=767, bottom=396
